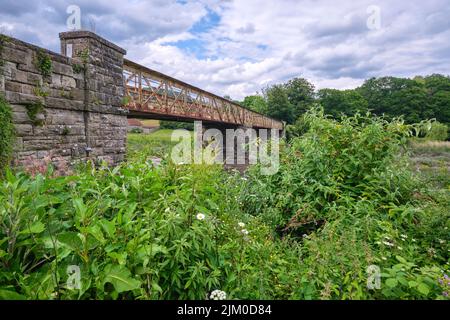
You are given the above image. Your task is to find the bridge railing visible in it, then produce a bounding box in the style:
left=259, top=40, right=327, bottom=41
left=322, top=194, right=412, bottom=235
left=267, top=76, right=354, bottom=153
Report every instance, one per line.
left=123, top=59, right=283, bottom=130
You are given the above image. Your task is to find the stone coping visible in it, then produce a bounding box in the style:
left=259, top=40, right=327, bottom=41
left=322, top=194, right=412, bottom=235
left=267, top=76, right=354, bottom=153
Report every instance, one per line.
left=59, top=31, right=127, bottom=55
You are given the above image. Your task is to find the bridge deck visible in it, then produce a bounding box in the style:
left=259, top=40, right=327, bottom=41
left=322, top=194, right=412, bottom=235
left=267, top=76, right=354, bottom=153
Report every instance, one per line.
left=123, top=59, right=283, bottom=130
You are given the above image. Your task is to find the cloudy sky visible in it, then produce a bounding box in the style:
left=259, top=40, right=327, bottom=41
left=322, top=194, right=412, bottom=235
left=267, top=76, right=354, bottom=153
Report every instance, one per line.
left=1, top=0, right=449, bottom=99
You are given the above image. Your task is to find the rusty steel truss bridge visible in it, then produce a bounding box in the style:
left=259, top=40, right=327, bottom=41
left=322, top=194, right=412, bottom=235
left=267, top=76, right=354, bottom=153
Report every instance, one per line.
left=123, top=59, right=283, bottom=130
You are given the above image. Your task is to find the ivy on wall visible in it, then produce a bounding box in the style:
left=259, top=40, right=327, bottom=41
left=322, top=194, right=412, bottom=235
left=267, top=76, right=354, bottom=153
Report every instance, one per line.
left=24, top=101, right=46, bottom=126
left=0, top=34, right=7, bottom=67
left=34, top=50, right=52, bottom=77
left=0, top=94, right=15, bottom=174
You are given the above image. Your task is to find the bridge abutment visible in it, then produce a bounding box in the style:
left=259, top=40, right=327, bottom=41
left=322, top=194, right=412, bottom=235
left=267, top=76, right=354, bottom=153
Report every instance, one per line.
left=1, top=31, right=128, bottom=173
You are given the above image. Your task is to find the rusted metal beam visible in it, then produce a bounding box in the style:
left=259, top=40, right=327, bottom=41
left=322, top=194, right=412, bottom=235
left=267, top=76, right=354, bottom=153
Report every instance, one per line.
left=123, top=59, right=283, bottom=130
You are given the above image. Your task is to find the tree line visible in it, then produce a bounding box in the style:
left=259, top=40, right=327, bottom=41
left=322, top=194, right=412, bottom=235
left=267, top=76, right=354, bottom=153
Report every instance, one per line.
left=239, top=74, right=450, bottom=127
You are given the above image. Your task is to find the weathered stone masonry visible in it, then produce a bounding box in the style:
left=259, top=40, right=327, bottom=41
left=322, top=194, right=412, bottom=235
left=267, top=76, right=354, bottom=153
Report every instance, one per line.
left=0, top=31, right=128, bottom=172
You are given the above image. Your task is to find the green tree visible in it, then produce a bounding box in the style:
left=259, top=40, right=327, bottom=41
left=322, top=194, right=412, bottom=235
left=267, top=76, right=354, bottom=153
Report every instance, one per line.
left=424, top=74, right=450, bottom=125
left=242, top=95, right=268, bottom=114
left=317, top=89, right=368, bottom=118
left=358, top=76, right=428, bottom=123
left=264, top=84, right=294, bottom=123
left=284, top=78, right=315, bottom=120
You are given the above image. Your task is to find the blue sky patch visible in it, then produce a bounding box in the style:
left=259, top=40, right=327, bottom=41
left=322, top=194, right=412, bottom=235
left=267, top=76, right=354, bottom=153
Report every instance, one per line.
left=189, top=8, right=221, bottom=34
left=168, top=8, right=221, bottom=59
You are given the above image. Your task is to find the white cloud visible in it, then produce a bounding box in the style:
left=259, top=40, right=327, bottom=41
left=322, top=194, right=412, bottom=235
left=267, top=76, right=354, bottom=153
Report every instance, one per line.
left=1, top=0, right=450, bottom=99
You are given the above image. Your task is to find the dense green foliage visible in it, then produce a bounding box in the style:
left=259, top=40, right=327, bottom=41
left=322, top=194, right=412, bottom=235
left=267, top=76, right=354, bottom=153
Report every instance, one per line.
left=0, top=112, right=448, bottom=300
left=0, top=158, right=304, bottom=300
left=423, top=122, right=448, bottom=141
left=242, top=95, right=267, bottom=114
left=317, top=89, right=368, bottom=118
left=262, top=77, right=315, bottom=124
left=358, top=75, right=450, bottom=125
left=24, top=101, right=46, bottom=126
left=159, top=120, right=194, bottom=131
left=242, top=74, right=450, bottom=126
left=0, top=95, right=15, bottom=174
left=239, top=109, right=449, bottom=299
left=265, top=84, right=293, bottom=123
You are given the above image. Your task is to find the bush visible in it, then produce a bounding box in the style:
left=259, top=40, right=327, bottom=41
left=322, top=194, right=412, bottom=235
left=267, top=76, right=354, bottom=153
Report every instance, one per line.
left=238, top=108, right=449, bottom=299
left=424, top=121, right=448, bottom=141
left=0, top=108, right=448, bottom=300
left=130, top=127, right=143, bottom=134
left=159, top=120, right=194, bottom=131
left=0, top=159, right=306, bottom=300
left=0, top=95, right=15, bottom=174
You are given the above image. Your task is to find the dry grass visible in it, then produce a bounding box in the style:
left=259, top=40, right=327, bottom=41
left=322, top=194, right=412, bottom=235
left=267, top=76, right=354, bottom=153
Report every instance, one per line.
left=410, top=140, right=450, bottom=153
left=140, top=119, right=160, bottom=127
left=409, top=139, right=450, bottom=189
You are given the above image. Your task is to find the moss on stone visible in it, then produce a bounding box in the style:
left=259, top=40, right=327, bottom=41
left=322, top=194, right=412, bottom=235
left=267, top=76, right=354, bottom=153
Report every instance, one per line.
left=0, top=94, right=15, bottom=173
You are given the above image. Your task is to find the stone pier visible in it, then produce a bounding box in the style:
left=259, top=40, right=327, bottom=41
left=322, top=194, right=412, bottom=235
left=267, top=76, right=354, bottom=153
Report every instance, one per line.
left=0, top=31, right=128, bottom=172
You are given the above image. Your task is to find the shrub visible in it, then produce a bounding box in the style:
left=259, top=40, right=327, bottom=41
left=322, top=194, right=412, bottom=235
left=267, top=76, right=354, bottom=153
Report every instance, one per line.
left=239, top=107, right=448, bottom=299
left=242, top=108, right=416, bottom=226
left=0, top=108, right=447, bottom=300
left=160, top=120, right=194, bottom=131
left=424, top=121, right=448, bottom=141
left=130, top=127, right=143, bottom=134
left=0, top=160, right=305, bottom=299
left=0, top=95, right=15, bottom=174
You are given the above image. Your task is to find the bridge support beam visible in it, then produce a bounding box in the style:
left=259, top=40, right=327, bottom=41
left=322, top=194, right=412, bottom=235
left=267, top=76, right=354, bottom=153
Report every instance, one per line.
left=201, top=124, right=280, bottom=173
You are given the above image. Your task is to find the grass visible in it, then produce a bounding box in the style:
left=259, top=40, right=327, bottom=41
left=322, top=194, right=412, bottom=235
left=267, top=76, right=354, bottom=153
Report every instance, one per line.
left=127, top=129, right=192, bottom=159
left=140, top=119, right=160, bottom=127
left=409, top=140, right=450, bottom=190
left=410, top=140, right=450, bottom=154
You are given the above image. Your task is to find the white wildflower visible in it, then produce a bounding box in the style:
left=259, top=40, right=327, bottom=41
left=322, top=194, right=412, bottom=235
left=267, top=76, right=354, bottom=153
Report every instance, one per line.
left=238, top=222, right=245, bottom=228
left=241, top=229, right=249, bottom=235
left=400, top=234, right=408, bottom=239
left=381, top=256, right=387, bottom=261
left=196, top=213, right=205, bottom=220
left=209, top=290, right=227, bottom=300
left=382, top=241, right=394, bottom=247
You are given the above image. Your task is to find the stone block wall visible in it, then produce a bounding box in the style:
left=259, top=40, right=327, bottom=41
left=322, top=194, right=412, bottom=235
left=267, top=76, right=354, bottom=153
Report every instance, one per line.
left=0, top=31, right=128, bottom=173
